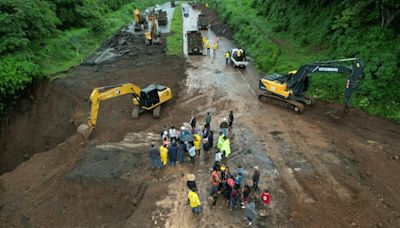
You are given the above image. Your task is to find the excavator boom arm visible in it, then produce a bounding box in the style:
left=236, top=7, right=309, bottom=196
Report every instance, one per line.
left=88, top=83, right=142, bottom=127
left=287, top=58, right=364, bottom=107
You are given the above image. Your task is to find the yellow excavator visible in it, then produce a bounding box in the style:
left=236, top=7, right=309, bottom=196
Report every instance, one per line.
left=259, top=58, right=364, bottom=113
left=145, top=15, right=161, bottom=45
left=77, top=83, right=172, bottom=138
left=133, top=9, right=142, bottom=31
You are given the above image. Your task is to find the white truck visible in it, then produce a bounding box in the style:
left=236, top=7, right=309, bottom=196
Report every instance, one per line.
left=230, top=48, right=249, bottom=68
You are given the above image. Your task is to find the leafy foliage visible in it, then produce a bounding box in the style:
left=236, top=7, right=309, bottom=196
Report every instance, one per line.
left=0, top=56, right=42, bottom=113
left=0, top=0, right=60, bottom=54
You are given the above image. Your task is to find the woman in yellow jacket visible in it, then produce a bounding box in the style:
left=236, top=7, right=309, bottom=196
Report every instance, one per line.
left=194, top=133, right=202, bottom=156
left=160, top=144, right=168, bottom=166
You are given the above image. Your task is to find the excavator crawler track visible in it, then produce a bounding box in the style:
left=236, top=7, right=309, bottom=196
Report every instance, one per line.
left=259, top=93, right=304, bottom=113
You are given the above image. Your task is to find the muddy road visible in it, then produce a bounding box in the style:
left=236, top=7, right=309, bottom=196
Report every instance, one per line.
left=1, top=2, right=400, bottom=228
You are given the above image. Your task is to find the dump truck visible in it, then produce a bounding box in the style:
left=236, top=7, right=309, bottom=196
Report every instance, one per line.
left=157, top=10, right=167, bottom=25
left=197, top=14, right=209, bottom=30
left=187, top=31, right=203, bottom=55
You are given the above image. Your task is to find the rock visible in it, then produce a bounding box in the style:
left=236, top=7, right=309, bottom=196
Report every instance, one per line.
left=365, top=171, right=371, bottom=177
left=377, top=222, right=383, bottom=227
left=351, top=221, right=357, bottom=227
left=392, top=155, right=399, bottom=160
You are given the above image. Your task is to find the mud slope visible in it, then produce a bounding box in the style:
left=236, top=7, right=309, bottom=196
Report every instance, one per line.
left=0, top=30, right=186, bottom=174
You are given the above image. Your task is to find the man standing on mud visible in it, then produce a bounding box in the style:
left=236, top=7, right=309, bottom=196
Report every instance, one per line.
left=204, top=112, right=212, bottom=128
left=149, top=144, right=161, bottom=170
left=252, top=166, right=260, bottom=192
left=190, top=114, right=197, bottom=130
left=228, top=111, right=234, bottom=130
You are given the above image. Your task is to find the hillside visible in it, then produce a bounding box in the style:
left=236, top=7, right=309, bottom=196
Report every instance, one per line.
left=203, top=0, right=400, bottom=121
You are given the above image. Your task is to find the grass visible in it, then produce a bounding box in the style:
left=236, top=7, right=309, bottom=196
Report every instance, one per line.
left=166, top=3, right=183, bottom=56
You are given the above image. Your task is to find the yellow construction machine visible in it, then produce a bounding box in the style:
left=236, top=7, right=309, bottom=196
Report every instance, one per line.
left=145, top=15, right=161, bottom=45
left=77, top=83, right=172, bottom=138
left=259, top=58, right=364, bottom=113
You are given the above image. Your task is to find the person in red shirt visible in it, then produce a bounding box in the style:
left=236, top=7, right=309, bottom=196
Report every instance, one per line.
left=261, top=189, right=271, bottom=206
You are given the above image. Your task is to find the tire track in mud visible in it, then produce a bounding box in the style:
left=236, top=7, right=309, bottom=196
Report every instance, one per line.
left=281, top=118, right=351, bottom=199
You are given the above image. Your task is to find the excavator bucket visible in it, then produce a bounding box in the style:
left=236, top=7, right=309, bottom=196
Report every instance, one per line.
left=77, top=124, right=93, bottom=138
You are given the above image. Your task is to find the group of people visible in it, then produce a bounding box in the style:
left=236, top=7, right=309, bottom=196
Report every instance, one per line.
left=203, top=36, right=219, bottom=57
left=148, top=110, right=270, bottom=225
left=148, top=111, right=233, bottom=170
left=187, top=165, right=270, bottom=226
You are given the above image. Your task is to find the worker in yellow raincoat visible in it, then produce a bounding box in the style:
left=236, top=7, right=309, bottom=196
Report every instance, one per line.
left=194, top=133, right=202, bottom=156
left=221, top=136, right=231, bottom=158
left=217, top=132, right=224, bottom=151
left=160, top=144, right=168, bottom=166
left=202, top=36, right=207, bottom=45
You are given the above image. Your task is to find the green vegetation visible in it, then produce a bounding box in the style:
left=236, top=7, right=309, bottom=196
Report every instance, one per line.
left=0, top=0, right=167, bottom=114
left=166, top=4, right=183, bottom=56
left=203, top=0, right=400, bottom=121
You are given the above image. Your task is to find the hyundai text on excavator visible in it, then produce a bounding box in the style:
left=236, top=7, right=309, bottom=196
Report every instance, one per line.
left=77, top=83, right=172, bottom=138
left=258, top=58, right=364, bottom=113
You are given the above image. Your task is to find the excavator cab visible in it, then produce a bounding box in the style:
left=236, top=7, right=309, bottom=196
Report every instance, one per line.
left=140, top=84, right=168, bottom=107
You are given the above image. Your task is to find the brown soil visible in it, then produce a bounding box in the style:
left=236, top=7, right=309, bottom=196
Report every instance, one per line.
left=0, top=29, right=191, bottom=226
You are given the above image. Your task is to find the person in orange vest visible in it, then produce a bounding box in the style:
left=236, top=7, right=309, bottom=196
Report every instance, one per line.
left=209, top=168, right=220, bottom=206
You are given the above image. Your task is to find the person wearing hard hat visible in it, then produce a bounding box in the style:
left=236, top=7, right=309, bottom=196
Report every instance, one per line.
left=202, top=36, right=207, bottom=45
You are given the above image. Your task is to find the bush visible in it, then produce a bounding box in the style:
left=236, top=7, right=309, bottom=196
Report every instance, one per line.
left=0, top=56, right=42, bottom=113
left=0, top=0, right=60, bottom=54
